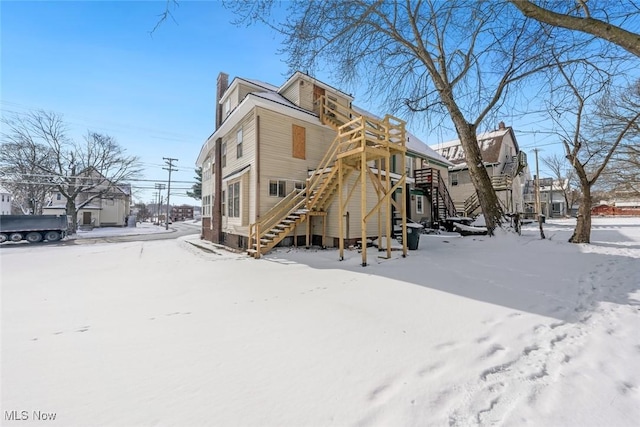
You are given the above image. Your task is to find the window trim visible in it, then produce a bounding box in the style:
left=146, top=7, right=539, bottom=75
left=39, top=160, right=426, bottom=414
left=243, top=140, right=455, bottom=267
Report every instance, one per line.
left=228, top=181, right=240, bottom=218
left=236, top=127, right=243, bottom=158
left=416, top=195, right=424, bottom=215
left=451, top=172, right=458, bottom=186
left=222, top=142, right=227, bottom=168
left=269, top=180, right=287, bottom=198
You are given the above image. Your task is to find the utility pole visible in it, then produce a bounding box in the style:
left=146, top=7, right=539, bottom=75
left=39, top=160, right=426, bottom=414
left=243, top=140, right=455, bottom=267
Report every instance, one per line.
left=154, top=183, right=165, bottom=225
left=163, top=158, right=178, bottom=230
left=152, top=192, right=157, bottom=222
left=533, top=148, right=545, bottom=239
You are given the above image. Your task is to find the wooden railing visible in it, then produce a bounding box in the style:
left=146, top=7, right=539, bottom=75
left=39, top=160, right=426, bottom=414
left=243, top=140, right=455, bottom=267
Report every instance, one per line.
left=248, top=188, right=306, bottom=253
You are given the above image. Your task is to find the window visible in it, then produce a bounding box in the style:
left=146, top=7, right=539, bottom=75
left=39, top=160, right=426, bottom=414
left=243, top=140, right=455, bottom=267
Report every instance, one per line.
left=221, top=190, right=226, bottom=216
left=269, top=180, right=286, bottom=197
left=416, top=195, right=424, bottom=214
left=405, top=155, right=414, bottom=178
left=236, top=127, right=243, bottom=158
left=1, top=195, right=3, bottom=202
left=294, top=181, right=305, bottom=191
left=451, top=173, right=458, bottom=186
left=222, top=143, right=227, bottom=168
left=56, top=193, right=62, bottom=200
left=292, top=124, right=306, bottom=159
left=224, top=98, right=230, bottom=116
left=228, top=181, right=240, bottom=217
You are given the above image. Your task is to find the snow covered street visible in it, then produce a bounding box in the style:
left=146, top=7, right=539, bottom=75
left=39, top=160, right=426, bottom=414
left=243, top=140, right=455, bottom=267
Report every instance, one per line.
left=2, top=218, right=640, bottom=426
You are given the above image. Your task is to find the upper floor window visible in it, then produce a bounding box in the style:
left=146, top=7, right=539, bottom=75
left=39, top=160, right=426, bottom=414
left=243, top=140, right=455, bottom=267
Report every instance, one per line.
left=237, top=127, right=243, bottom=158
left=451, top=173, right=459, bottom=186
left=222, top=143, right=227, bottom=168
left=405, top=155, right=414, bottom=178
left=224, top=99, right=230, bottom=116
left=56, top=193, right=62, bottom=200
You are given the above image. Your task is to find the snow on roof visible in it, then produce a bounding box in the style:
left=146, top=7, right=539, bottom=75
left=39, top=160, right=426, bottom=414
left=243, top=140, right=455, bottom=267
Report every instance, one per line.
left=0, top=186, right=11, bottom=194
left=429, top=127, right=511, bottom=165
left=240, top=78, right=279, bottom=93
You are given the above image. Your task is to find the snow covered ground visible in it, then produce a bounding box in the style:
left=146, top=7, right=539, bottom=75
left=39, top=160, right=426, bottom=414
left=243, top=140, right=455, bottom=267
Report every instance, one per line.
left=1, top=217, right=639, bottom=426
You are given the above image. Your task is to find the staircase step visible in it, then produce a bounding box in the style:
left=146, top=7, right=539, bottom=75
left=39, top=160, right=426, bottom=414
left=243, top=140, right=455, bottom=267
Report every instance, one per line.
left=247, top=249, right=258, bottom=255
left=260, top=238, right=273, bottom=244
left=265, top=233, right=277, bottom=239
left=282, top=219, right=296, bottom=224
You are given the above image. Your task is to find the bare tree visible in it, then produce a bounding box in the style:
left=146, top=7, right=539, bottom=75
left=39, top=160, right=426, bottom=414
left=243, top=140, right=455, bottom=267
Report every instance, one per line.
left=595, top=79, right=640, bottom=197
left=222, top=0, right=572, bottom=234
left=542, top=153, right=580, bottom=217
left=510, top=0, right=640, bottom=57
left=1, top=111, right=142, bottom=232
left=546, top=55, right=640, bottom=242
left=0, top=137, right=56, bottom=214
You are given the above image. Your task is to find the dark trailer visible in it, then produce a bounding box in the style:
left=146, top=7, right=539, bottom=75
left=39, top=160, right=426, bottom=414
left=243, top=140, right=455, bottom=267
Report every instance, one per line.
left=0, top=215, right=68, bottom=243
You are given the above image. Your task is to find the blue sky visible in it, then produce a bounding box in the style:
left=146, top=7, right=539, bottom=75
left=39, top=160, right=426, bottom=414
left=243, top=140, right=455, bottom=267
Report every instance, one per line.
left=2, top=1, right=568, bottom=205
left=1, top=0, right=294, bottom=204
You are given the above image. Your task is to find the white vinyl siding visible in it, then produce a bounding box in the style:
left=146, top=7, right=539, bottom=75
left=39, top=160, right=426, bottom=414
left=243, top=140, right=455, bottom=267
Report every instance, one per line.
left=256, top=107, right=334, bottom=217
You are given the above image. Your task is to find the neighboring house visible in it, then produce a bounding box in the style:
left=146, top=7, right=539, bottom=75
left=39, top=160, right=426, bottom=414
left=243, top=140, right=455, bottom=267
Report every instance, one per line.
left=196, top=71, right=455, bottom=260
left=429, top=123, right=528, bottom=216
left=171, top=205, right=194, bottom=221
left=523, top=178, right=575, bottom=218
left=0, top=187, right=12, bottom=215
left=43, top=170, right=131, bottom=227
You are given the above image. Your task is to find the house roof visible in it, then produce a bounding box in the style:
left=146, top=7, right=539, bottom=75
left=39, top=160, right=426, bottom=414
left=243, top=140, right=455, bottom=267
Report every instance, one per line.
left=279, top=71, right=354, bottom=101
left=199, top=71, right=451, bottom=167
left=429, top=126, right=518, bottom=168
left=0, top=186, right=11, bottom=195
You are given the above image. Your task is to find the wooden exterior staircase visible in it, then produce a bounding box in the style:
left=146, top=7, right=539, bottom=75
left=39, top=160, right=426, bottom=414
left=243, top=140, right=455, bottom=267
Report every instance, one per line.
left=414, top=168, right=457, bottom=223
left=248, top=95, right=407, bottom=264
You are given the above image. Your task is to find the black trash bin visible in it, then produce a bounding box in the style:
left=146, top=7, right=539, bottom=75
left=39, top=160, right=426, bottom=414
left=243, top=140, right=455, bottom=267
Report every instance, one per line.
left=406, top=223, right=423, bottom=250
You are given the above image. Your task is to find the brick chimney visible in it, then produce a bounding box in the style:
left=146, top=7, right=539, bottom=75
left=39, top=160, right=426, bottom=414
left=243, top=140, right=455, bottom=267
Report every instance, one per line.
left=498, top=121, right=506, bottom=130
left=216, top=72, right=229, bottom=130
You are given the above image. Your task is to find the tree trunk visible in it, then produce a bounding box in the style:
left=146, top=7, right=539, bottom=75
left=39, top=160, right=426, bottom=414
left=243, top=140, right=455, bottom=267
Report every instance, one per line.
left=569, top=182, right=591, bottom=243
left=453, top=121, right=504, bottom=234
left=66, top=199, right=77, bottom=235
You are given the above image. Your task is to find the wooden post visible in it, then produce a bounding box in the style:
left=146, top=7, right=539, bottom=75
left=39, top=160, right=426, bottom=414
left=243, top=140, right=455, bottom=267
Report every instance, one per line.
left=377, top=159, right=382, bottom=252
left=338, top=159, right=344, bottom=261
left=256, top=223, right=261, bottom=259
left=361, top=139, right=367, bottom=267
left=306, top=214, right=311, bottom=248
left=386, top=152, right=392, bottom=259
left=322, top=214, right=326, bottom=248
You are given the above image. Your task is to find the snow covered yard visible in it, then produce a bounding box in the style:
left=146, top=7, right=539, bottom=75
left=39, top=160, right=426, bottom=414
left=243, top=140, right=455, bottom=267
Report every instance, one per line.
left=1, top=218, right=639, bottom=426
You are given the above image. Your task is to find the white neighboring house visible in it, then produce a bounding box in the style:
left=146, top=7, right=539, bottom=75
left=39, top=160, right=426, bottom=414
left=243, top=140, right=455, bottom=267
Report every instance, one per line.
left=0, top=187, right=12, bottom=215
left=42, top=172, right=131, bottom=228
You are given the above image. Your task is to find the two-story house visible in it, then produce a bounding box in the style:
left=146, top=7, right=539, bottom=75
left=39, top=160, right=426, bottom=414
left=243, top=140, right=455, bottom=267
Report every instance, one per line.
left=197, top=71, right=453, bottom=261
left=43, top=169, right=131, bottom=228
left=429, top=123, right=529, bottom=216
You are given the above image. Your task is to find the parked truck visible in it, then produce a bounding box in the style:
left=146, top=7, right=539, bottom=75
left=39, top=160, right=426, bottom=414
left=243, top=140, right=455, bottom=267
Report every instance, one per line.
left=0, top=215, right=68, bottom=243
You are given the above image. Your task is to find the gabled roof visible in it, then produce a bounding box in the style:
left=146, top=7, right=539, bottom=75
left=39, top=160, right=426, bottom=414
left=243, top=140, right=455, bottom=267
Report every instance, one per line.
left=429, top=126, right=518, bottom=167
left=279, top=71, right=354, bottom=101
